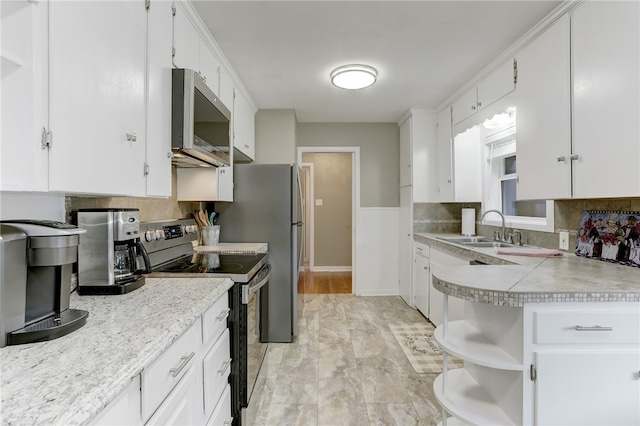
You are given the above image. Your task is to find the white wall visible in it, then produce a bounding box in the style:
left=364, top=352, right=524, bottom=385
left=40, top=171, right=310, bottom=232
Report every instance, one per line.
left=254, top=109, right=297, bottom=164
left=355, top=207, right=400, bottom=296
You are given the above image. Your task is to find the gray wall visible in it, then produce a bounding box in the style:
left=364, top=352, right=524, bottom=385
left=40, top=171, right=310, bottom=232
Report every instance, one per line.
left=254, top=109, right=297, bottom=164
left=297, top=123, right=399, bottom=208
left=302, top=152, right=352, bottom=267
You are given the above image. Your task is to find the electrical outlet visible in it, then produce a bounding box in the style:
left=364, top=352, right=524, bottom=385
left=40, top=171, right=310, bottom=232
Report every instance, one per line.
left=559, top=231, right=569, bottom=250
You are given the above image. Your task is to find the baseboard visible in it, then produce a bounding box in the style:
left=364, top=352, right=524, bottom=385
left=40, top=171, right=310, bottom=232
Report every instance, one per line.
left=310, top=266, right=352, bottom=272
left=356, top=289, right=400, bottom=297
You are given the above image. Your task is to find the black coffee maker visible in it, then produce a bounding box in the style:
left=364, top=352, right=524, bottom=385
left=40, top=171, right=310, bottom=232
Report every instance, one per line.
left=76, top=209, right=151, bottom=295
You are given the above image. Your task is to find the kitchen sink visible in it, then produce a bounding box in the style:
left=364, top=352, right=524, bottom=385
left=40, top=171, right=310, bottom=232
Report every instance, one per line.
left=437, top=236, right=492, bottom=243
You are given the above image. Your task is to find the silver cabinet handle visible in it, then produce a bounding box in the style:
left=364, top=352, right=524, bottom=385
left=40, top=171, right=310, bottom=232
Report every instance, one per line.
left=477, top=101, right=482, bottom=108
left=218, top=358, right=232, bottom=375
left=216, top=308, right=230, bottom=322
left=169, top=352, right=195, bottom=377
left=223, top=418, right=234, bottom=426
left=575, top=325, right=613, bottom=332
left=557, top=155, right=566, bottom=162
left=126, top=132, right=137, bottom=142
left=570, top=154, right=579, bottom=161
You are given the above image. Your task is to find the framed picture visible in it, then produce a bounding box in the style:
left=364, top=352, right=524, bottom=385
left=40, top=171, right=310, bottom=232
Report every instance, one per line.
left=576, top=211, right=640, bottom=267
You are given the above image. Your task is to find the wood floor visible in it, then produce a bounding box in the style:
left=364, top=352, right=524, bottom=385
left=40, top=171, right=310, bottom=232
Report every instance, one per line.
left=298, top=270, right=352, bottom=294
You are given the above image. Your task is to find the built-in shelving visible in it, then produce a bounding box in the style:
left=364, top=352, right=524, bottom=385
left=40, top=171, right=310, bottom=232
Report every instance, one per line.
left=434, top=369, right=515, bottom=426
left=435, top=321, right=522, bottom=370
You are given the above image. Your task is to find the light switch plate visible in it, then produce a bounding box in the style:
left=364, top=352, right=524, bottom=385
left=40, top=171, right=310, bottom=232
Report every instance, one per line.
left=315, top=199, right=323, bottom=206
left=559, top=231, right=569, bottom=250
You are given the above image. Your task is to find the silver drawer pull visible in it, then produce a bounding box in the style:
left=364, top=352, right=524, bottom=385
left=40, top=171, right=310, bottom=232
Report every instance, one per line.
left=169, top=352, right=195, bottom=377
left=218, top=358, right=232, bottom=375
left=216, top=308, right=231, bottom=322
left=126, top=132, right=137, bottom=142
left=223, top=417, right=234, bottom=426
left=575, top=325, right=613, bottom=332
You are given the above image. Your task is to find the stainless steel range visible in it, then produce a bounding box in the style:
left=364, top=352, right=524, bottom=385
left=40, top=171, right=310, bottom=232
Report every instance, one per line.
left=140, top=218, right=270, bottom=425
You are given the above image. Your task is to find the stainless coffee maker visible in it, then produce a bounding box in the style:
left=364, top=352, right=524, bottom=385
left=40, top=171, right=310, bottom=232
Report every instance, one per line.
left=0, top=220, right=89, bottom=347
left=77, top=208, right=151, bottom=295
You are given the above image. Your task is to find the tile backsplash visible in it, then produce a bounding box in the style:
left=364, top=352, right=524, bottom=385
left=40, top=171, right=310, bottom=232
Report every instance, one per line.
left=414, top=198, right=640, bottom=251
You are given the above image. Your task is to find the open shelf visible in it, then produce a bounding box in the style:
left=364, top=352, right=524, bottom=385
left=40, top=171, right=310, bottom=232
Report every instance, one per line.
left=435, top=321, right=522, bottom=370
left=434, top=369, right=515, bottom=426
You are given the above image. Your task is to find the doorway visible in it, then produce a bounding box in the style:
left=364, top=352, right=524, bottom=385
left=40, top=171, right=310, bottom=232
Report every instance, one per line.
left=297, top=147, right=360, bottom=295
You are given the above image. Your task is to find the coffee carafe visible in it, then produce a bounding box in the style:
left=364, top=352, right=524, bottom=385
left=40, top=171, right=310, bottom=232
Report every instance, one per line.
left=76, top=208, right=151, bottom=295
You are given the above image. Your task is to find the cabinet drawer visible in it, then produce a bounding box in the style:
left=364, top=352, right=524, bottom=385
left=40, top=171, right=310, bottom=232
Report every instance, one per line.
left=534, top=309, right=640, bottom=344
left=207, top=384, right=232, bottom=426
left=203, top=329, right=231, bottom=417
left=202, top=293, right=230, bottom=348
left=142, top=320, right=201, bottom=421
left=415, top=242, right=429, bottom=259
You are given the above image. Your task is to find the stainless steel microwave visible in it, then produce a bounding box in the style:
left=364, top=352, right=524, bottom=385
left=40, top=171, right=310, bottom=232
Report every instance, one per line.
left=171, top=68, right=231, bottom=168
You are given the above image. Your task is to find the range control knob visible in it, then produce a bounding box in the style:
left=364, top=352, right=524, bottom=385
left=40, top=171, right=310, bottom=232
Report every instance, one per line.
left=155, top=229, right=164, bottom=240
left=144, top=230, right=155, bottom=242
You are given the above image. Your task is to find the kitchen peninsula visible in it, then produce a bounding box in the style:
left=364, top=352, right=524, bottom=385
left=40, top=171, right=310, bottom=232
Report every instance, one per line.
left=416, top=233, right=640, bottom=425
left=0, top=277, right=233, bottom=425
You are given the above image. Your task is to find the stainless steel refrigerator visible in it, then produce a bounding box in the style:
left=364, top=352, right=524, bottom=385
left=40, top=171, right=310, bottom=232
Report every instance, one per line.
left=216, top=164, right=303, bottom=343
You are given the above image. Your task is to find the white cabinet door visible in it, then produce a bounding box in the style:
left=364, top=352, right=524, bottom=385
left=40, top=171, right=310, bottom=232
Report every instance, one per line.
left=218, top=66, right=235, bottom=116
left=199, top=39, right=220, bottom=95
left=172, top=3, right=199, bottom=71
left=571, top=1, right=640, bottom=198
left=453, top=126, right=481, bottom=202
left=452, top=87, right=477, bottom=125
left=399, top=117, right=412, bottom=187
left=89, top=376, right=142, bottom=426
left=233, top=88, right=256, bottom=161
left=435, top=107, right=453, bottom=202
left=146, top=0, right=173, bottom=197
left=515, top=14, right=571, bottom=200
left=428, top=247, right=466, bottom=327
left=146, top=367, right=201, bottom=426
left=414, top=243, right=430, bottom=317
left=399, top=186, right=413, bottom=307
left=48, top=1, right=146, bottom=195
left=1, top=0, right=49, bottom=192
left=477, top=59, right=515, bottom=112
left=535, top=351, right=640, bottom=426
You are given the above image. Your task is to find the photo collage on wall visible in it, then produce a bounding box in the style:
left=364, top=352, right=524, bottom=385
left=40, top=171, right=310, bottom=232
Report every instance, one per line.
left=575, top=211, right=640, bottom=268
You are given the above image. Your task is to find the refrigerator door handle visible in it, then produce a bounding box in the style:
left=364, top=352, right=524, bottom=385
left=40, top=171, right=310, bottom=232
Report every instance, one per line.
left=296, top=169, right=305, bottom=269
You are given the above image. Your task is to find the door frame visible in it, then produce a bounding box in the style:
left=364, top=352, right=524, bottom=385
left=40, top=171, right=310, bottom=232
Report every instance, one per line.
left=300, top=162, right=314, bottom=271
left=297, top=146, right=360, bottom=295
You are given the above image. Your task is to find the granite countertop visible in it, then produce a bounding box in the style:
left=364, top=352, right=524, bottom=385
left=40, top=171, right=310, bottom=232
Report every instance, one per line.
left=194, top=242, right=268, bottom=254
left=415, top=233, right=640, bottom=306
left=0, top=277, right=234, bottom=426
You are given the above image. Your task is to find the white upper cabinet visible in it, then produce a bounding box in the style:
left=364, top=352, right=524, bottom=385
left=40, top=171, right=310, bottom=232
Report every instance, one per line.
left=198, top=39, right=220, bottom=94
left=146, top=0, right=174, bottom=197
left=48, top=1, right=147, bottom=195
left=233, top=88, right=256, bottom=162
left=218, top=65, right=235, bottom=116
left=453, top=126, right=481, bottom=202
left=435, top=107, right=453, bottom=202
left=399, top=109, right=438, bottom=202
left=571, top=0, right=640, bottom=198
left=452, top=59, right=515, bottom=126
left=172, top=3, right=199, bottom=72
left=516, top=14, right=572, bottom=200
left=1, top=0, right=48, bottom=192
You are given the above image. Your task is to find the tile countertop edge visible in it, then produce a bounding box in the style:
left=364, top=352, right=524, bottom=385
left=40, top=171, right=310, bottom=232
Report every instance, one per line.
left=416, top=233, right=640, bottom=305
left=0, top=277, right=234, bottom=426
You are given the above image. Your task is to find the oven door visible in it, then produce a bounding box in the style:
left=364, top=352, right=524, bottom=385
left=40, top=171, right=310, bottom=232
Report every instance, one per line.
left=240, top=263, right=271, bottom=415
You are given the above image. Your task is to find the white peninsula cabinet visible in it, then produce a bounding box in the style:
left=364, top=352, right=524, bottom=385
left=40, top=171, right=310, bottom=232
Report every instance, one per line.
left=434, top=300, right=640, bottom=425
left=517, top=1, right=640, bottom=200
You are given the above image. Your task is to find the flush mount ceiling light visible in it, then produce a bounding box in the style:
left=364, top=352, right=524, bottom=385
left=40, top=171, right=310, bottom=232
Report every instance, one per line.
left=330, top=64, right=377, bottom=90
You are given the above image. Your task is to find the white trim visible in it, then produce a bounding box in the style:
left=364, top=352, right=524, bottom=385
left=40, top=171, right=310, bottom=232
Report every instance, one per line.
left=358, top=289, right=401, bottom=297
left=300, top=163, right=314, bottom=271
left=298, top=146, right=360, bottom=295
left=312, top=266, right=352, bottom=272
left=482, top=200, right=555, bottom=233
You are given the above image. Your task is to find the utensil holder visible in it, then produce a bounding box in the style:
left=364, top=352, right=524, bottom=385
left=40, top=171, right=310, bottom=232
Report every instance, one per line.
left=199, top=225, right=220, bottom=246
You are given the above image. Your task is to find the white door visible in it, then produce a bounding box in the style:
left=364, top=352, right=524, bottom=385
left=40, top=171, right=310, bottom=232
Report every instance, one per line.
left=399, top=186, right=413, bottom=307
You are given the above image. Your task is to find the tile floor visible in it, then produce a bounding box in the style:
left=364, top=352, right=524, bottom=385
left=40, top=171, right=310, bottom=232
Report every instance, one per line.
left=245, top=294, right=443, bottom=425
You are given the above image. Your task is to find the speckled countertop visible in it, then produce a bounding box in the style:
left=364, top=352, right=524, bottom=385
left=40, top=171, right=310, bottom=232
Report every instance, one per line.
left=194, top=242, right=268, bottom=254
left=416, top=233, right=640, bottom=306
left=0, top=277, right=233, bottom=426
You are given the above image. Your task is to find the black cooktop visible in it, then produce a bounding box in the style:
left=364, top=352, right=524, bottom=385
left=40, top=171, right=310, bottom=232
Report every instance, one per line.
left=155, top=253, right=267, bottom=276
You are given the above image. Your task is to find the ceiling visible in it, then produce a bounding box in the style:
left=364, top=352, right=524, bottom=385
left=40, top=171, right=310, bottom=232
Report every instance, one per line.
left=193, top=1, right=562, bottom=123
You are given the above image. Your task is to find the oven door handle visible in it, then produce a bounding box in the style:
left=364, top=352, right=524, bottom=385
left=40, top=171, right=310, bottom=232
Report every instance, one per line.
left=249, top=264, right=271, bottom=295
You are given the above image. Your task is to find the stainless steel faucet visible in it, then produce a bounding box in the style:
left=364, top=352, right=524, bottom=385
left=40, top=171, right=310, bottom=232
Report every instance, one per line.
left=480, top=209, right=506, bottom=242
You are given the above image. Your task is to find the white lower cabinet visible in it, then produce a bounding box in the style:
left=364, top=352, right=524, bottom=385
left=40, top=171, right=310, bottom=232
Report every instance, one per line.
left=433, top=301, right=640, bottom=425
left=207, top=385, right=232, bottom=426
left=413, top=242, right=430, bottom=317
left=89, top=376, right=142, bottom=426
left=146, top=367, right=201, bottom=426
